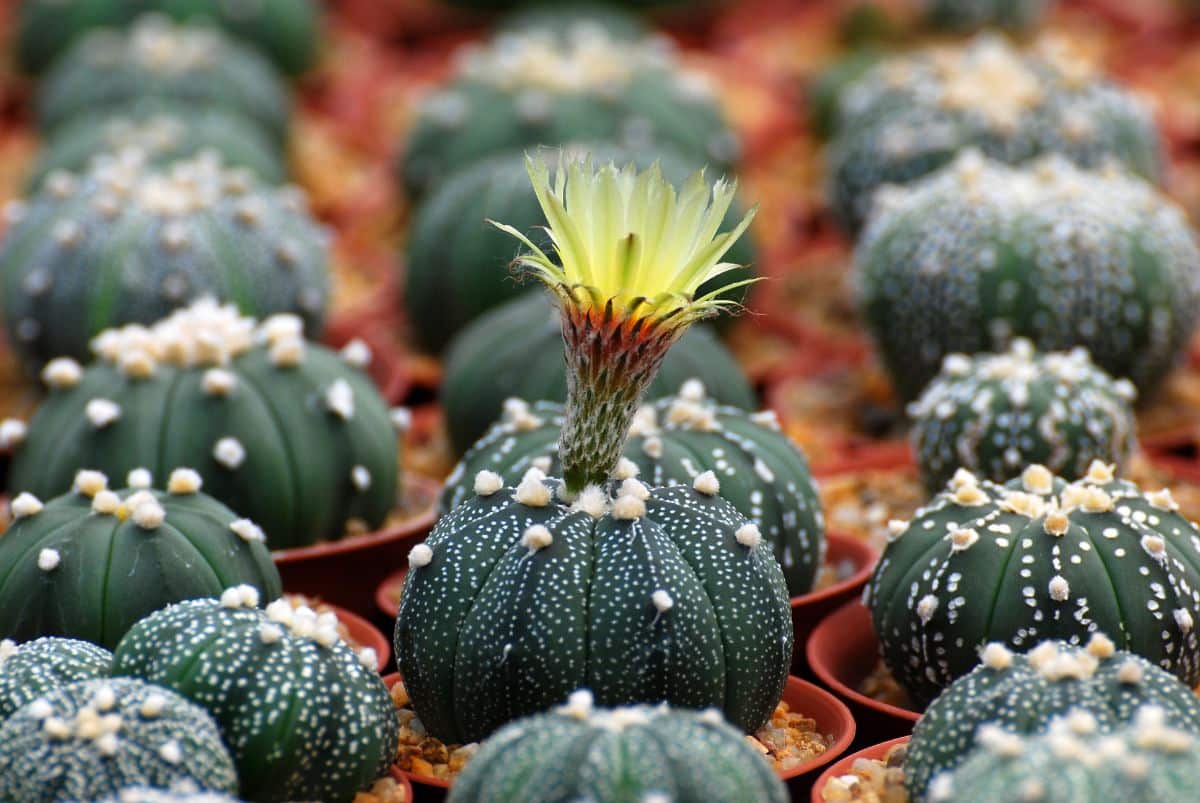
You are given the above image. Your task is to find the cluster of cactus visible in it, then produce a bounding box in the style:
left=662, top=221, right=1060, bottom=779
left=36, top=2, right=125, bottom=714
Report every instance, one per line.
left=904, top=635, right=1200, bottom=799
left=16, top=0, right=321, bottom=75
left=0, top=637, right=112, bottom=719
left=0, top=468, right=281, bottom=648
left=928, top=705, right=1200, bottom=802
left=405, top=145, right=757, bottom=352
left=442, top=292, right=756, bottom=454
left=0, top=676, right=239, bottom=801
left=447, top=690, right=788, bottom=803
left=4, top=299, right=401, bottom=551
left=908, top=339, right=1138, bottom=491
left=828, top=35, right=1162, bottom=232
left=113, top=593, right=399, bottom=803
left=400, top=24, right=737, bottom=198
left=855, top=150, right=1200, bottom=401
left=867, top=462, right=1200, bottom=707
left=442, top=381, right=824, bottom=596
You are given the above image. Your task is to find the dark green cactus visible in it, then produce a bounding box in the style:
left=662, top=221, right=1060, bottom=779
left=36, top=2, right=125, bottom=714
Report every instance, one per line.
left=0, top=468, right=281, bottom=649
left=0, top=152, right=330, bottom=370
left=908, top=339, right=1138, bottom=491
left=867, top=464, right=1200, bottom=707
left=5, top=300, right=400, bottom=551
left=113, top=594, right=400, bottom=803
left=927, top=705, right=1200, bottom=803
left=904, top=637, right=1200, bottom=801
left=829, top=35, right=1162, bottom=232
left=441, top=383, right=824, bottom=596
left=0, top=637, right=112, bottom=720
left=30, top=106, right=287, bottom=189
left=400, top=28, right=737, bottom=197
left=442, top=292, right=756, bottom=454
left=0, top=677, right=238, bottom=802
left=919, top=0, right=1055, bottom=31
left=397, top=469, right=793, bottom=744
left=16, top=0, right=321, bottom=75
left=855, top=152, right=1200, bottom=401
left=447, top=690, right=788, bottom=803
left=405, top=145, right=756, bottom=353
left=37, top=15, right=290, bottom=141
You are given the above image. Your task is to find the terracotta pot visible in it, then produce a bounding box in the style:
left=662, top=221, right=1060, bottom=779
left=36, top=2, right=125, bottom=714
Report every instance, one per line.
left=806, top=601, right=920, bottom=746
left=810, top=736, right=910, bottom=803
left=791, top=532, right=877, bottom=677
left=375, top=567, right=407, bottom=621
left=274, top=474, right=439, bottom=616
left=382, top=672, right=854, bottom=802
left=326, top=602, right=391, bottom=672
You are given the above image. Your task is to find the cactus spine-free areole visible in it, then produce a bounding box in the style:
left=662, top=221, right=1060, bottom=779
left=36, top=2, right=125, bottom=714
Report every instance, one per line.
left=0, top=468, right=281, bottom=649
left=867, top=463, right=1200, bottom=706
left=113, top=593, right=399, bottom=803
left=5, top=300, right=400, bottom=551
left=908, top=339, right=1137, bottom=491
left=0, top=637, right=112, bottom=720
left=446, top=690, right=788, bottom=803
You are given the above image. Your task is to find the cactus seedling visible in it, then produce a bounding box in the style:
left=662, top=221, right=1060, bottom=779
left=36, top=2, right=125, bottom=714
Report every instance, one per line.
left=909, top=339, right=1137, bottom=491
left=855, top=151, right=1200, bottom=401
left=0, top=151, right=330, bottom=370
left=5, top=300, right=400, bottom=551
left=0, top=677, right=238, bottom=802
left=447, top=690, right=788, bottom=803
left=867, top=463, right=1200, bottom=707
left=0, top=637, right=112, bottom=720
left=113, top=594, right=399, bottom=803
left=0, top=468, right=281, bottom=649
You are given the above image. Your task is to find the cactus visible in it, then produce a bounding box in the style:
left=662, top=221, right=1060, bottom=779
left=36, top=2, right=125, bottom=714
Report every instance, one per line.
left=441, top=383, right=824, bottom=596
left=828, top=35, right=1162, bottom=232
left=0, top=677, right=238, bottom=802
left=5, top=300, right=399, bottom=551
left=103, top=789, right=244, bottom=803
left=37, top=15, right=290, bottom=142
left=113, top=593, right=400, bottom=803
left=442, top=293, right=756, bottom=455
left=904, top=637, right=1200, bottom=801
left=31, top=106, right=287, bottom=189
left=866, top=463, right=1200, bottom=707
left=447, top=690, right=788, bottom=803
left=496, top=3, right=649, bottom=41
left=0, top=469, right=281, bottom=649
left=918, top=0, right=1055, bottom=31
left=855, top=151, right=1200, bottom=401
left=0, top=152, right=330, bottom=370
left=400, top=28, right=737, bottom=197
left=909, top=339, right=1138, bottom=491
left=0, top=637, right=112, bottom=720
left=405, top=145, right=757, bottom=352
left=927, top=705, right=1200, bottom=803
left=397, top=157, right=790, bottom=744
left=16, top=0, right=321, bottom=75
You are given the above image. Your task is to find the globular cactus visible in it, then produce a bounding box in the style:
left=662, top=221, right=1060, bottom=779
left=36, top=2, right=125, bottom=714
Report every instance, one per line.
left=0, top=469, right=281, bottom=649
left=442, top=382, right=824, bottom=596
left=867, top=463, right=1200, bottom=707
left=928, top=705, right=1200, bottom=803
left=103, top=789, right=244, bottom=803
left=405, top=145, right=757, bottom=353
left=400, top=28, right=737, bottom=197
left=5, top=300, right=400, bottom=551
left=495, top=3, right=649, bottom=42
left=31, top=106, right=287, bottom=189
left=909, top=339, right=1138, bottom=491
left=16, top=0, right=321, bottom=76
left=855, top=151, right=1200, bottom=401
left=397, top=469, right=793, bottom=744
left=447, top=690, right=788, bottom=803
left=829, top=35, right=1162, bottom=232
left=917, top=0, right=1055, bottom=31
left=0, top=152, right=330, bottom=369
left=37, top=15, right=290, bottom=142
left=442, top=293, right=755, bottom=454
left=0, top=637, right=112, bottom=720
left=904, top=636, right=1200, bottom=801
left=0, top=677, right=238, bottom=802
left=113, top=593, right=400, bottom=803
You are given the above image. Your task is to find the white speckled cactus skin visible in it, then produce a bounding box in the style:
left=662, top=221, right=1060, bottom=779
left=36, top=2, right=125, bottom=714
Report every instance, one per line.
left=0, top=637, right=111, bottom=720
left=0, top=677, right=239, bottom=802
